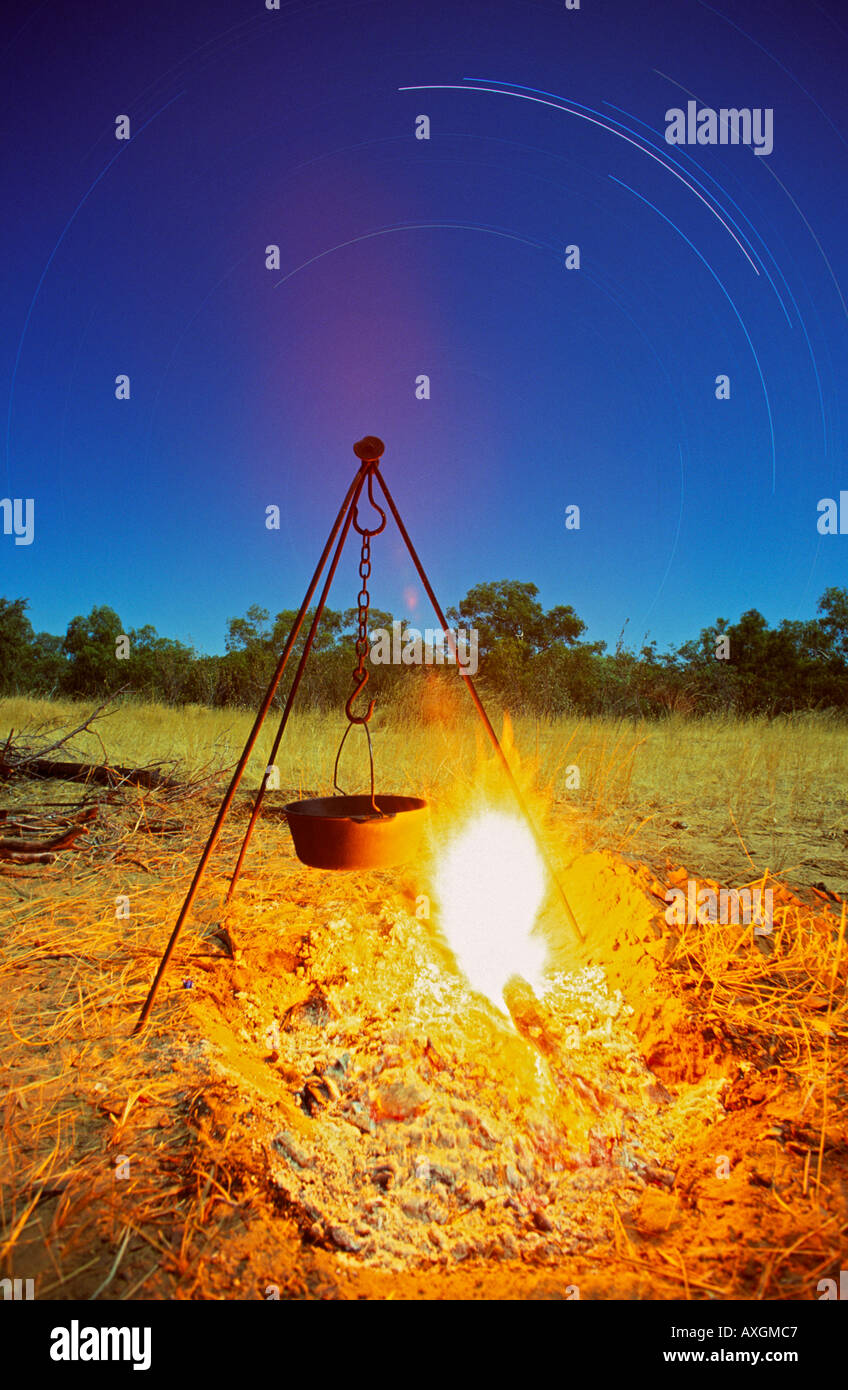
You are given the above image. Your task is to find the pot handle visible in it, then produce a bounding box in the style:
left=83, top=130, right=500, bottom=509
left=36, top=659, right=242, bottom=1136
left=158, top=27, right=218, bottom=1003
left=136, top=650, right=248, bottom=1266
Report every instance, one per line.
left=332, top=720, right=385, bottom=817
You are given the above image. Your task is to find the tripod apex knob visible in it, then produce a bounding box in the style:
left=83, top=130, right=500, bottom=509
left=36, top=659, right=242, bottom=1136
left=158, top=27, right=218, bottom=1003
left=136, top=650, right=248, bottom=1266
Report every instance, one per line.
left=353, top=436, right=385, bottom=462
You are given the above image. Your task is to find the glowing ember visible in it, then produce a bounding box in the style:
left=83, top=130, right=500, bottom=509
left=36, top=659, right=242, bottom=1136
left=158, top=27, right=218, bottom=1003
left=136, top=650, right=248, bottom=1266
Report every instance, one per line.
left=433, top=808, right=549, bottom=1011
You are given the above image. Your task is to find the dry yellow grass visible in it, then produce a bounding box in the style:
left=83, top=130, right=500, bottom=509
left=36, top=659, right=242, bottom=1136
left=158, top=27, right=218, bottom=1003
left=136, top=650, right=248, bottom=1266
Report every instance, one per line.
left=2, top=696, right=845, bottom=891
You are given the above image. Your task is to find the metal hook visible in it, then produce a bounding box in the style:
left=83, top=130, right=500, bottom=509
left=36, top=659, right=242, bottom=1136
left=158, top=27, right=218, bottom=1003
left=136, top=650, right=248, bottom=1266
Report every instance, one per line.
left=353, top=471, right=386, bottom=537
left=344, top=668, right=376, bottom=725
left=333, top=703, right=381, bottom=816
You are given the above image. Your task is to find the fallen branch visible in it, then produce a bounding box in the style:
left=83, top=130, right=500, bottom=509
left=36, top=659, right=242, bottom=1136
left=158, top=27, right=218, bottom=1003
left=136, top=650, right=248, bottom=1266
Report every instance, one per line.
left=4, top=758, right=177, bottom=789
left=0, top=804, right=98, bottom=861
left=0, top=851, right=57, bottom=865
left=0, top=824, right=91, bottom=858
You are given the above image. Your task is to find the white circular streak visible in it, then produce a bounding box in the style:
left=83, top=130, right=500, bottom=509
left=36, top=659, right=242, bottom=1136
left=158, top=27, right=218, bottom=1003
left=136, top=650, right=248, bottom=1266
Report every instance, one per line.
left=398, top=83, right=761, bottom=275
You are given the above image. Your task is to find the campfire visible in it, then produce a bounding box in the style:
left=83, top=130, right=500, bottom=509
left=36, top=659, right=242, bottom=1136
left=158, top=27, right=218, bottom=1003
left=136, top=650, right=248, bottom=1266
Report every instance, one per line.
left=131, top=431, right=676, bottom=1265
left=189, top=731, right=730, bottom=1274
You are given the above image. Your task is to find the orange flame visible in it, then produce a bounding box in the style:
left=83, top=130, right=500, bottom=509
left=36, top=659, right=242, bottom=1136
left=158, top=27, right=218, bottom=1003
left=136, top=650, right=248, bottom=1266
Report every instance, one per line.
left=432, top=806, right=549, bottom=1012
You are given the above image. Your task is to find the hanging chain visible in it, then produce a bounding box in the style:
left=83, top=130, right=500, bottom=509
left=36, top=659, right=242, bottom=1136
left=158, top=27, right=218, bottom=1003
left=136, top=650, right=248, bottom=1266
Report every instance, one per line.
left=343, top=470, right=386, bottom=727
left=333, top=468, right=388, bottom=814
left=352, top=530, right=372, bottom=694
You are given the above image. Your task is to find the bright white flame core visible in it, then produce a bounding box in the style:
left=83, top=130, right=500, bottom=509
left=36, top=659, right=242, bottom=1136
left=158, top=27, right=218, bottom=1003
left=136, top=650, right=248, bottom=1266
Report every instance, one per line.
left=434, top=809, right=549, bottom=1010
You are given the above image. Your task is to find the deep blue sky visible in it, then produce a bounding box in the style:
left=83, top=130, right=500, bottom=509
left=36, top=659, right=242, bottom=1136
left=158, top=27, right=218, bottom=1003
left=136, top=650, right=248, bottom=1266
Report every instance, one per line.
left=2, top=0, right=846, bottom=657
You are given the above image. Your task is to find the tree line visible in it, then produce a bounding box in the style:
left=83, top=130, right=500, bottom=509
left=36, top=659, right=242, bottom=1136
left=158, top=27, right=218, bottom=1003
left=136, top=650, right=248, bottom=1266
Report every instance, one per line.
left=2, top=582, right=848, bottom=719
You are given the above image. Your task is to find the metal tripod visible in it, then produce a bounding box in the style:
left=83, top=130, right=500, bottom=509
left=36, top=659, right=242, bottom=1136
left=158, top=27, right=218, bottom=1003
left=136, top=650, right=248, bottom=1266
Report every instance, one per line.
left=133, top=436, right=583, bottom=1034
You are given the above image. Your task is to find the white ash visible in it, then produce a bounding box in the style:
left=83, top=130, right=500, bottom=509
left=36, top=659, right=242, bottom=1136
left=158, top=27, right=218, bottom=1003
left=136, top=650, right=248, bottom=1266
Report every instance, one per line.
left=207, top=900, right=710, bottom=1271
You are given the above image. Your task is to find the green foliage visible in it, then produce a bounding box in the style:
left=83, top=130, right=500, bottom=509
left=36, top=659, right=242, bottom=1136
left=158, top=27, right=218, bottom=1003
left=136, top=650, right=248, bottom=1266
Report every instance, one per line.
left=0, top=597, right=37, bottom=692
left=818, top=586, right=848, bottom=660
left=61, top=605, right=124, bottom=694
left=447, top=579, right=585, bottom=656
left=1, top=584, right=846, bottom=718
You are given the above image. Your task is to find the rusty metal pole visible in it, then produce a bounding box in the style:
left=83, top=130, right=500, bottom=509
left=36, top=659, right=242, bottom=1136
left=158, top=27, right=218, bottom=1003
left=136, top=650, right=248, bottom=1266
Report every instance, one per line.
left=224, top=449, right=378, bottom=901
left=132, top=460, right=369, bottom=1035
left=372, top=464, right=585, bottom=945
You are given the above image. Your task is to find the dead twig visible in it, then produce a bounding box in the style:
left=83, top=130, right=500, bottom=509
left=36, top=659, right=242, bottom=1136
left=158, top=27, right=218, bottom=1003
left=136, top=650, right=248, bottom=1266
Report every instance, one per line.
left=3, top=692, right=128, bottom=770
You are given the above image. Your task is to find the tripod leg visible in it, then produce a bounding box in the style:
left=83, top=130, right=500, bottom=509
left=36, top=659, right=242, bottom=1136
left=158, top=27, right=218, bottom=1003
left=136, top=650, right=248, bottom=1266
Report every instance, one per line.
left=224, top=471, right=367, bottom=902
left=132, top=465, right=367, bottom=1035
left=373, top=465, right=584, bottom=945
